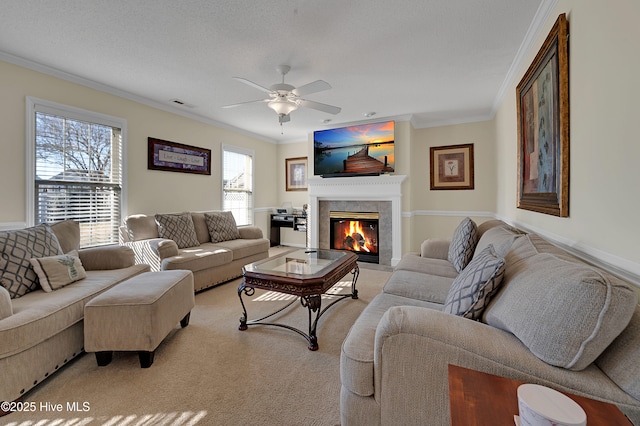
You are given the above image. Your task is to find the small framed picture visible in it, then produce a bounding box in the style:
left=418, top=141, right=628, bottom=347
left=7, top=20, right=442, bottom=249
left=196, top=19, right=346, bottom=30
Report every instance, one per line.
left=285, top=157, right=308, bottom=191
left=430, top=144, right=474, bottom=190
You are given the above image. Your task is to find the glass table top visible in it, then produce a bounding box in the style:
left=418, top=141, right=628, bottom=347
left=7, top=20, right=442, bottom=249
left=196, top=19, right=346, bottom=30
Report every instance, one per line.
left=247, top=249, right=348, bottom=277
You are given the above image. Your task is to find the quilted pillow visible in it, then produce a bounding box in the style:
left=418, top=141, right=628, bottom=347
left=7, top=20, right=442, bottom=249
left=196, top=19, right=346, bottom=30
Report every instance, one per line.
left=447, top=217, right=479, bottom=272
left=0, top=224, right=63, bottom=299
left=30, top=250, right=87, bottom=292
left=155, top=213, right=200, bottom=249
left=444, top=244, right=505, bottom=320
left=204, top=212, right=241, bottom=243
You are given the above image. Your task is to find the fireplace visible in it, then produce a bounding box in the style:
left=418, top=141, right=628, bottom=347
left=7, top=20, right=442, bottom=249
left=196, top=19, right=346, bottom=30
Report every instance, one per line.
left=330, top=211, right=379, bottom=263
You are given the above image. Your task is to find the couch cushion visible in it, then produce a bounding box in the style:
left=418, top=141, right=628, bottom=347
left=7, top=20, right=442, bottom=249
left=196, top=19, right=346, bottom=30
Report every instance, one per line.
left=0, top=224, right=63, bottom=299
left=394, top=253, right=459, bottom=278
left=483, top=235, right=637, bottom=371
left=30, top=250, right=87, bottom=292
left=213, top=238, right=270, bottom=260
left=383, top=270, right=453, bottom=304
left=473, top=224, right=523, bottom=258
left=205, top=212, right=241, bottom=242
left=125, top=214, right=159, bottom=241
left=155, top=213, right=200, bottom=249
left=161, top=243, right=233, bottom=273
left=596, top=305, right=640, bottom=401
left=190, top=212, right=212, bottom=244
left=50, top=219, right=80, bottom=253
left=447, top=217, right=479, bottom=272
left=443, top=244, right=505, bottom=320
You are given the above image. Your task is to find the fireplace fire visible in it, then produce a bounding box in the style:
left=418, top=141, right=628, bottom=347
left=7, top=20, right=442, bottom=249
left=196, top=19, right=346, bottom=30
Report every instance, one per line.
left=330, top=211, right=379, bottom=263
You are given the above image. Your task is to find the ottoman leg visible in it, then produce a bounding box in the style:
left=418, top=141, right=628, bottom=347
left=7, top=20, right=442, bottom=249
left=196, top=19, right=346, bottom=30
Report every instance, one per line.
left=138, top=350, right=155, bottom=368
left=95, top=351, right=113, bottom=366
left=180, top=312, right=191, bottom=328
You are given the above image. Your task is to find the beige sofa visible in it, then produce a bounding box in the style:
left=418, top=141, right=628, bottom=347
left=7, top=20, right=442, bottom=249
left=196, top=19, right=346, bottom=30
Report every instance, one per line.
left=0, top=220, right=150, bottom=404
left=340, top=219, right=640, bottom=425
left=120, top=211, right=270, bottom=292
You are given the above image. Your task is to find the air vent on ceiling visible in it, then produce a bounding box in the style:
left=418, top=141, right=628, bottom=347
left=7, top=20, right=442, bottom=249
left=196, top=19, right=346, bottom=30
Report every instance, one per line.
left=169, top=98, right=195, bottom=108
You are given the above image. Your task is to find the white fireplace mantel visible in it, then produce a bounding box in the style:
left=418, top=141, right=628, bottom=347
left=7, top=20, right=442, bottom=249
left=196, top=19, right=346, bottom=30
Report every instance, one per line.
left=307, top=174, right=407, bottom=266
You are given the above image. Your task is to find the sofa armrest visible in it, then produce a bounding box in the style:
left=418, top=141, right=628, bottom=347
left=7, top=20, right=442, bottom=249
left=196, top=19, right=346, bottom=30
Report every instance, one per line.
left=123, top=238, right=178, bottom=271
left=372, top=306, right=640, bottom=425
left=78, top=245, right=135, bottom=270
left=238, top=226, right=264, bottom=239
left=0, top=286, right=13, bottom=320
left=420, top=238, right=450, bottom=259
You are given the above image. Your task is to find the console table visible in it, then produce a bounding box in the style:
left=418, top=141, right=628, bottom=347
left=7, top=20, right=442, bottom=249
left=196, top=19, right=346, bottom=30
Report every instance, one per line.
left=269, top=214, right=307, bottom=246
left=448, top=364, right=631, bottom=425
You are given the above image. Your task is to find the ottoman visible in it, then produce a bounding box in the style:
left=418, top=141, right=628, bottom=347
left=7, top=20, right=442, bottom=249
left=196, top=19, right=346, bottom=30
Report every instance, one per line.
left=84, top=270, right=195, bottom=368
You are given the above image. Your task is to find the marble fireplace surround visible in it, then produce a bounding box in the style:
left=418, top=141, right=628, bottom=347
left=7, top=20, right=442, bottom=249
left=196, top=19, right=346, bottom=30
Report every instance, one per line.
left=307, top=175, right=407, bottom=266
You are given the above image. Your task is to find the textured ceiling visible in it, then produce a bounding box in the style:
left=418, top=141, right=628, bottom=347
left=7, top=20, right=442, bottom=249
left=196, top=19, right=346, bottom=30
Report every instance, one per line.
left=0, top=0, right=549, bottom=143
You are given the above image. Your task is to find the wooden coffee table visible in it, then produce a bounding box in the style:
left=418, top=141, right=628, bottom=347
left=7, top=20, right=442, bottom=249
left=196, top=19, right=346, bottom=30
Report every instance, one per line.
left=238, top=248, right=359, bottom=350
left=448, top=364, right=632, bottom=425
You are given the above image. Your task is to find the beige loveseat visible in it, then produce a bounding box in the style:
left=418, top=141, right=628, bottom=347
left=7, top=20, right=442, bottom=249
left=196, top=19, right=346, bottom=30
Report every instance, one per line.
left=0, top=220, right=150, bottom=404
left=120, top=211, right=270, bottom=292
left=340, top=219, right=640, bottom=425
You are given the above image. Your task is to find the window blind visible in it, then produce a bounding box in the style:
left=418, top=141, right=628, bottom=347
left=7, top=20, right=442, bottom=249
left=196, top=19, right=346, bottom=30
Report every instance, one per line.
left=222, top=145, right=254, bottom=226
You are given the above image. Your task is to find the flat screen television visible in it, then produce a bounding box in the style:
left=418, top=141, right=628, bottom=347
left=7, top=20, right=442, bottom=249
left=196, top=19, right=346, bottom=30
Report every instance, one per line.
left=313, top=120, right=395, bottom=177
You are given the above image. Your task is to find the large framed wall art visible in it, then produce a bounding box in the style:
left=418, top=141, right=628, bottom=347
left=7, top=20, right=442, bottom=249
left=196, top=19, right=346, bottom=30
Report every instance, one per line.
left=148, top=137, right=211, bottom=175
left=516, top=13, right=569, bottom=217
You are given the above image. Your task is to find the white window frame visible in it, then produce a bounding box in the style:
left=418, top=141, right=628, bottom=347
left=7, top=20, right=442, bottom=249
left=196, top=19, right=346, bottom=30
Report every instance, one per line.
left=221, top=144, right=254, bottom=226
left=26, top=96, right=127, bottom=244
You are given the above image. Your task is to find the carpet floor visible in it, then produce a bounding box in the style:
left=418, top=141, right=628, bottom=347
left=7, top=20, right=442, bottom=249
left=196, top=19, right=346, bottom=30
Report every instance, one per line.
left=2, top=254, right=391, bottom=426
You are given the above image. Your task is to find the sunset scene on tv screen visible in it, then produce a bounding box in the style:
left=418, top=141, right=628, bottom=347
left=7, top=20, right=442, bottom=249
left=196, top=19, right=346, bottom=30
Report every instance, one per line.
left=314, top=121, right=395, bottom=175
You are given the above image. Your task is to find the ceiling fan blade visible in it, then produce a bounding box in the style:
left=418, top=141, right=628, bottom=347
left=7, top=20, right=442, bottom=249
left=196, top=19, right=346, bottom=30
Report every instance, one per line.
left=222, top=99, right=269, bottom=108
left=298, top=99, right=341, bottom=115
left=233, top=77, right=273, bottom=94
left=292, top=80, right=332, bottom=96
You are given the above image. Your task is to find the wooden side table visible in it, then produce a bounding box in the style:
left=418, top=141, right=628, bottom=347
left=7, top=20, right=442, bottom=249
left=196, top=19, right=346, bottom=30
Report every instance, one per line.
left=448, top=364, right=632, bottom=425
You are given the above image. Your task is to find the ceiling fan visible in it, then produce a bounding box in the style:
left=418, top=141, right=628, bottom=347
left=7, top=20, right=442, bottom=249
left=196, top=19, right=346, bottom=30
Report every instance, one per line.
left=223, top=65, right=341, bottom=126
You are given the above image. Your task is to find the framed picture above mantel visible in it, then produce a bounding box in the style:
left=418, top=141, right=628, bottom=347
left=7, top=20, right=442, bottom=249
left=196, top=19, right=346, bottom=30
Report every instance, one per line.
left=516, top=13, right=569, bottom=217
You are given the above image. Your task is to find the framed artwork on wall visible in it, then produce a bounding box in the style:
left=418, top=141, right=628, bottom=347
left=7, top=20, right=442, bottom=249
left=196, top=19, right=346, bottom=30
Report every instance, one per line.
left=430, top=144, right=474, bottom=190
left=148, top=137, right=211, bottom=175
left=286, top=157, right=308, bottom=191
left=516, top=13, right=569, bottom=217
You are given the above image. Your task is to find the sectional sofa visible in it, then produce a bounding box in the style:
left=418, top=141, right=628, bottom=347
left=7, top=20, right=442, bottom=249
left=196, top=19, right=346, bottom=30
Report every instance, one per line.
left=0, top=220, right=150, bottom=404
left=119, top=211, right=270, bottom=292
left=340, top=219, right=640, bottom=425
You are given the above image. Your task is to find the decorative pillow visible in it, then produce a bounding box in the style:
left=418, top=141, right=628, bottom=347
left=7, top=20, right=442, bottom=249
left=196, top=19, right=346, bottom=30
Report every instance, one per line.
left=447, top=217, right=479, bottom=272
left=0, top=224, right=63, bottom=299
left=204, top=212, right=241, bottom=243
left=0, top=285, right=12, bottom=320
left=443, top=244, right=505, bottom=320
left=155, top=213, right=200, bottom=249
left=30, top=250, right=87, bottom=292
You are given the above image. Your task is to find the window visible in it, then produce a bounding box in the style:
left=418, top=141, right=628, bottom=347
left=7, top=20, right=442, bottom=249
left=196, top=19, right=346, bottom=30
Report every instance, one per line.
left=27, top=97, right=126, bottom=247
left=222, top=145, right=254, bottom=226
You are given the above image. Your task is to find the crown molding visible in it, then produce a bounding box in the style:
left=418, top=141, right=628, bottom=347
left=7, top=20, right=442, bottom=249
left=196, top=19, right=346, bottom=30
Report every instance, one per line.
left=0, top=51, right=278, bottom=145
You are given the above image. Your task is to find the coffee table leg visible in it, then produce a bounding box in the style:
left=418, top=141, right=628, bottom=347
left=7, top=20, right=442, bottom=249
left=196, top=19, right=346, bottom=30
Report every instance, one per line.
left=351, top=265, right=360, bottom=299
left=302, top=294, right=322, bottom=351
left=238, top=282, right=254, bottom=331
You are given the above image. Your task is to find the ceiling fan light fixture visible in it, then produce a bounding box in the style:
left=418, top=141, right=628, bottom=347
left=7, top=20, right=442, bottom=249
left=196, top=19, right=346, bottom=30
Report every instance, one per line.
left=268, top=99, right=298, bottom=116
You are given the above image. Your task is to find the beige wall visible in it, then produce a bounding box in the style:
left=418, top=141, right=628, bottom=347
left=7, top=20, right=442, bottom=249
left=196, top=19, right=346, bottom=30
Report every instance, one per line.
left=494, top=0, right=640, bottom=274
left=406, top=120, right=496, bottom=250
left=0, top=60, right=277, bottom=233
